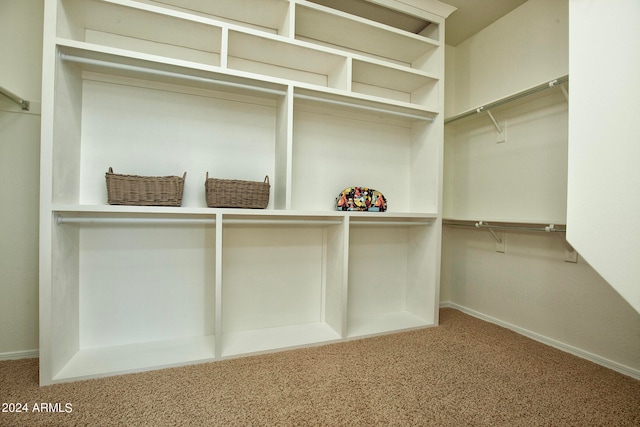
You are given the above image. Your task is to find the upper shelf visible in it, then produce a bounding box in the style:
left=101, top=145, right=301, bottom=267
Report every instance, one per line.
left=57, top=42, right=289, bottom=100
left=295, top=1, right=439, bottom=67
left=57, top=0, right=224, bottom=66
left=55, top=0, right=442, bottom=112
left=227, top=29, right=349, bottom=90
left=294, top=87, right=437, bottom=123
left=126, top=0, right=291, bottom=34
left=60, top=0, right=441, bottom=68
left=57, top=42, right=439, bottom=122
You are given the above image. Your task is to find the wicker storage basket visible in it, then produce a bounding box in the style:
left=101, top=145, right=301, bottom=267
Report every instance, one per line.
left=106, top=167, right=186, bottom=206
left=205, top=173, right=270, bottom=209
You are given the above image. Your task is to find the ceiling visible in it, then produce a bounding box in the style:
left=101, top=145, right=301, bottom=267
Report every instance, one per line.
left=441, top=0, right=527, bottom=46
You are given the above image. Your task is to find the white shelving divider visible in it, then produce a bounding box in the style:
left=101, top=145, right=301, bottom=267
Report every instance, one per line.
left=39, top=0, right=453, bottom=385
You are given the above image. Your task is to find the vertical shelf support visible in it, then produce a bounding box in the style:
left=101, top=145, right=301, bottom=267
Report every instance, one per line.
left=214, top=213, right=224, bottom=358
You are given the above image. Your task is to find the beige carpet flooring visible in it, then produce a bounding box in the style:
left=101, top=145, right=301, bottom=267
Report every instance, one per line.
left=1, top=308, right=639, bottom=426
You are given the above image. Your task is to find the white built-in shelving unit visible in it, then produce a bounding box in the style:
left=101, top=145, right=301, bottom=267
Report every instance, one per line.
left=443, top=77, right=570, bottom=225
left=39, top=0, right=454, bottom=385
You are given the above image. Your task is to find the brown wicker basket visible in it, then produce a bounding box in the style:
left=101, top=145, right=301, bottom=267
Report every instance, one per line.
left=106, top=167, right=186, bottom=206
left=205, top=173, right=270, bottom=209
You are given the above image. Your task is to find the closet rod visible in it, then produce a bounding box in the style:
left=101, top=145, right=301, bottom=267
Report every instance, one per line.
left=59, top=53, right=288, bottom=96
left=223, top=219, right=342, bottom=225
left=56, top=217, right=216, bottom=225
left=0, top=85, right=30, bottom=110
left=295, top=93, right=435, bottom=121
left=444, top=75, right=569, bottom=125
left=444, top=220, right=566, bottom=233
left=350, top=220, right=431, bottom=226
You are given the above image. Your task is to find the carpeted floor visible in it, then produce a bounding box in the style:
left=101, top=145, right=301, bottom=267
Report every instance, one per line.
left=1, top=308, right=639, bottom=426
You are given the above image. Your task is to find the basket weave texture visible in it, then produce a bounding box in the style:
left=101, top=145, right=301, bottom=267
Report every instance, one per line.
left=106, top=167, right=186, bottom=206
left=205, top=173, right=270, bottom=209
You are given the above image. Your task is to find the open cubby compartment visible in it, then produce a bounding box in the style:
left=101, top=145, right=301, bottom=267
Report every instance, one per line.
left=48, top=211, right=216, bottom=383
left=57, top=0, right=223, bottom=66
left=220, top=213, right=345, bottom=357
left=346, top=217, right=438, bottom=338
left=52, top=46, right=284, bottom=208
left=135, top=0, right=292, bottom=35
left=227, top=30, right=349, bottom=90
left=290, top=91, right=439, bottom=213
left=352, top=59, right=439, bottom=109
left=295, top=0, right=439, bottom=69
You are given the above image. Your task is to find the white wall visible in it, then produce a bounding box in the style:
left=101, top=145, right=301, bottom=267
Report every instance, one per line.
left=445, top=0, right=568, bottom=118
left=444, top=93, right=569, bottom=223
left=442, top=227, right=640, bottom=376
left=0, top=0, right=43, bottom=358
left=442, top=0, right=640, bottom=378
left=567, top=0, right=640, bottom=314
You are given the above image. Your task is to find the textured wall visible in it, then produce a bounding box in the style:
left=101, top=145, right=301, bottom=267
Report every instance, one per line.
left=0, top=0, right=44, bottom=357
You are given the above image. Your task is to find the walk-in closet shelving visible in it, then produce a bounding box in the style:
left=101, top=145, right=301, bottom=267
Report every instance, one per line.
left=443, top=76, right=569, bottom=226
left=56, top=0, right=225, bottom=66
left=40, top=0, right=452, bottom=384
left=351, top=59, right=438, bottom=108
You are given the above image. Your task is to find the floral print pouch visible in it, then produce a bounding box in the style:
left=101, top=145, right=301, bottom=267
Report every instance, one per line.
left=336, top=187, right=387, bottom=212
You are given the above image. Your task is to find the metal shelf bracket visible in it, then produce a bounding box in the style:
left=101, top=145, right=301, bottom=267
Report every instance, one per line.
left=546, top=224, right=578, bottom=263
left=475, top=221, right=505, bottom=252
left=0, top=85, right=30, bottom=111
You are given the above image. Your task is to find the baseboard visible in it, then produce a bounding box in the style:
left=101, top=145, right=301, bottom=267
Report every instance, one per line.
left=4, top=304, right=639, bottom=380
left=0, top=349, right=39, bottom=361
left=439, top=301, right=640, bottom=381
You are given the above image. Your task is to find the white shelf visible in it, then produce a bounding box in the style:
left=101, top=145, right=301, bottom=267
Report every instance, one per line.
left=295, top=1, right=438, bottom=67
left=57, top=33, right=438, bottom=124
left=40, top=0, right=447, bottom=384
left=52, top=204, right=436, bottom=220
left=56, top=41, right=288, bottom=98
left=293, top=87, right=437, bottom=123
left=352, top=58, right=438, bottom=107
left=221, top=323, right=341, bottom=357
left=135, top=0, right=291, bottom=34
left=227, top=30, right=348, bottom=90
left=58, top=0, right=224, bottom=66
left=54, top=335, right=216, bottom=382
